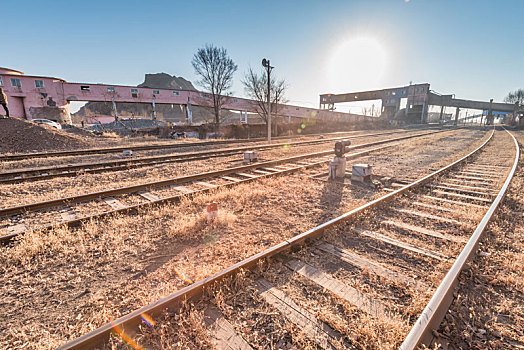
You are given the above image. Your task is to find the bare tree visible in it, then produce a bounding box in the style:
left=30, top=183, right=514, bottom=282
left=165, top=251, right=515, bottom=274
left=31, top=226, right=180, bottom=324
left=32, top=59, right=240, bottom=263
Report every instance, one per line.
left=242, top=67, right=287, bottom=128
left=192, top=44, right=237, bottom=128
left=504, top=88, right=524, bottom=106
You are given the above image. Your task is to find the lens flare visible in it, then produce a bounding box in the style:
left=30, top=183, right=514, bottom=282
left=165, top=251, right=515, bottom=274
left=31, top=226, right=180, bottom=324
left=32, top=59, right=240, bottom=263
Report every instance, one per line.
left=140, top=313, right=156, bottom=327
left=174, top=267, right=194, bottom=284
left=107, top=316, right=145, bottom=350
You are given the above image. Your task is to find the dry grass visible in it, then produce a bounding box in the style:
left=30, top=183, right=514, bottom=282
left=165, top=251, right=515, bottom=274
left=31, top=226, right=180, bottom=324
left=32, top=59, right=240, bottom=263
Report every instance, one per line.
left=0, top=131, right=401, bottom=209
left=0, top=130, right=368, bottom=172
left=0, top=128, right=494, bottom=349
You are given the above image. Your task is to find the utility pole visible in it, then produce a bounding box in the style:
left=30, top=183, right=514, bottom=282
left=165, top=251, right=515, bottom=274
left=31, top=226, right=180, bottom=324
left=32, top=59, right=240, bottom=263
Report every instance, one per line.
left=262, top=58, right=273, bottom=143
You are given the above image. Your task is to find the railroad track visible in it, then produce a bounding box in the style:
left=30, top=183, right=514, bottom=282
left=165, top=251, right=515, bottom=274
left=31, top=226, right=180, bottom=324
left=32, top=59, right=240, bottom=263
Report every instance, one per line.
left=0, top=129, right=421, bottom=184
left=56, top=128, right=519, bottom=349
left=0, top=130, right=443, bottom=243
left=0, top=129, right=404, bottom=162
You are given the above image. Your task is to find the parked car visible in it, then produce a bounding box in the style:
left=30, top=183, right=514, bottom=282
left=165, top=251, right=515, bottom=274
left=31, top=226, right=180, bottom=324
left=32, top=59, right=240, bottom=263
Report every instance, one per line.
left=32, top=119, right=62, bottom=130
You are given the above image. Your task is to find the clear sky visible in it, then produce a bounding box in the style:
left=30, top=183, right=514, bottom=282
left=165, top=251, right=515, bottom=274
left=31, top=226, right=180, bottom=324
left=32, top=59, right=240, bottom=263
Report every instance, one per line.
left=2, top=0, right=523, bottom=113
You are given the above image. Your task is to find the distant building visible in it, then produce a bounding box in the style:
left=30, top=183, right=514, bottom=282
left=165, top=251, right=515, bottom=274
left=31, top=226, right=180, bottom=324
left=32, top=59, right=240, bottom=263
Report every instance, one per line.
left=0, top=67, right=366, bottom=125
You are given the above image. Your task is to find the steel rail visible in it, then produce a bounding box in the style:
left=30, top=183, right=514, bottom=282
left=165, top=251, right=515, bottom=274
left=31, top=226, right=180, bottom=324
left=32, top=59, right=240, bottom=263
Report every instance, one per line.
left=0, top=129, right=400, bottom=162
left=0, top=130, right=445, bottom=243
left=0, top=129, right=415, bottom=184
left=0, top=144, right=388, bottom=243
left=399, top=128, right=520, bottom=350
left=57, top=130, right=495, bottom=350
left=0, top=130, right=441, bottom=217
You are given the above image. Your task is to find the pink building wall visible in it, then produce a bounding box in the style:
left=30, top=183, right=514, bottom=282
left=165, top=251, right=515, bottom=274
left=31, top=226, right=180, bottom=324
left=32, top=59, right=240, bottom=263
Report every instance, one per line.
left=0, top=67, right=367, bottom=124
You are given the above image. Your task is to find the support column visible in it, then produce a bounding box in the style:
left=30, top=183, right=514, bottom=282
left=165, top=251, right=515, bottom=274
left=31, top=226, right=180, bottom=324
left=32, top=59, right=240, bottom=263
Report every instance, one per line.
left=421, top=101, right=427, bottom=124
left=111, top=98, right=118, bottom=122
left=152, top=98, right=157, bottom=120
left=487, top=98, right=493, bottom=125
left=186, top=97, right=192, bottom=124
left=439, top=105, right=444, bottom=121
left=454, top=107, right=460, bottom=126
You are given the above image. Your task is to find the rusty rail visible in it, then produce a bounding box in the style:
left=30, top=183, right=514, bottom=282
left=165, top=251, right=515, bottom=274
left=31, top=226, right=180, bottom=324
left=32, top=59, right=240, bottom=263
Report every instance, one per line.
left=0, top=129, right=401, bottom=161
left=0, top=130, right=444, bottom=243
left=399, top=128, right=520, bottom=349
left=0, top=129, right=414, bottom=184
left=57, top=130, right=495, bottom=350
left=0, top=130, right=441, bottom=217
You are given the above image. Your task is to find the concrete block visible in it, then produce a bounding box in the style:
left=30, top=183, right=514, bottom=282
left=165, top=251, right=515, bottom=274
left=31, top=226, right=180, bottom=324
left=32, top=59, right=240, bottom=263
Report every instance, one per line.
left=206, top=202, right=218, bottom=222
left=352, top=164, right=372, bottom=183
left=329, top=156, right=346, bottom=179
left=243, top=151, right=258, bottom=164
left=352, top=164, right=372, bottom=177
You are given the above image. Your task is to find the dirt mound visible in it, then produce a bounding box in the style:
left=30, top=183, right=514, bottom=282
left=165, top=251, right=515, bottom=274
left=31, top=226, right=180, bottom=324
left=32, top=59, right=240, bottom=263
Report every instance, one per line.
left=0, top=118, right=92, bottom=154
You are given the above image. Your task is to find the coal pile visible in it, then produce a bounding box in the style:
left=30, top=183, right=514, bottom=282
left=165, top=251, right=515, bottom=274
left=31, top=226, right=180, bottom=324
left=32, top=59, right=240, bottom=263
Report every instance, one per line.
left=0, top=118, right=92, bottom=154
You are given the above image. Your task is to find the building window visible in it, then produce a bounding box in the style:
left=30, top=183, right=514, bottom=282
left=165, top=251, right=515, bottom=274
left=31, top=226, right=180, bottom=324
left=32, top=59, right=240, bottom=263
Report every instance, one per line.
left=153, top=90, right=160, bottom=95
left=385, top=91, right=390, bottom=96
left=107, top=87, right=115, bottom=92
left=0, top=77, right=3, bottom=86
left=172, top=91, right=180, bottom=96
left=80, top=85, right=90, bottom=91
left=131, top=88, right=139, bottom=93
left=391, top=91, right=396, bottom=96
left=35, top=80, right=45, bottom=88
left=11, top=78, right=21, bottom=87
left=402, top=89, right=406, bottom=94
left=233, top=98, right=238, bottom=103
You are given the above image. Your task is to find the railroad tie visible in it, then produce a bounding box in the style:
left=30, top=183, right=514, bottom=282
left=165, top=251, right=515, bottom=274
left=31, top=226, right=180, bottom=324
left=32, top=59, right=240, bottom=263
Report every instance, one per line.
left=452, top=174, right=495, bottom=182
left=458, top=171, right=499, bottom=178
left=379, top=219, right=467, bottom=243
left=258, top=167, right=282, bottom=173
left=251, top=170, right=272, bottom=175
left=6, top=223, right=26, bottom=235
left=138, top=191, right=160, bottom=202
left=194, top=181, right=217, bottom=188
left=60, top=207, right=78, bottom=221
left=316, top=242, right=430, bottom=290
left=391, top=207, right=462, bottom=225
left=432, top=189, right=492, bottom=203
left=254, top=278, right=348, bottom=350
left=470, top=164, right=507, bottom=169
left=102, top=197, right=126, bottom=210
left=203, top=307, right=253, bottom=350
left=220, top=176, right=243, bottom=183
left=419, top=195, right=487, bottom=209
left=355, top=227, right=447, bottom=261
left=235, top=173, right=259, bottom=179
left=286, top=259, right=393, bottom=320
left=430, top=184, right=494, bottom=198
left=437, top=182, right=493, bottom=192
left=171, top=185, right=195, bottom=194
left=411, top=201, right=455, bottom=213
left=444, top=178, right=493, bottom=187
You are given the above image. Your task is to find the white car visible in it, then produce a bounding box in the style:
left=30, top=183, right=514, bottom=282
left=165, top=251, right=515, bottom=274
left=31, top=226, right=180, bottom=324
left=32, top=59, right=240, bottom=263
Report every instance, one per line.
left=32, top=119, right=62, bottom=130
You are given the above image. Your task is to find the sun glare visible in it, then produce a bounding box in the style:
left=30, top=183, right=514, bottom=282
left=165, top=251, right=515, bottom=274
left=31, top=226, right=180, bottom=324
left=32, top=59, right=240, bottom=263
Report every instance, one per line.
left=327, top=37, right=387, bottom=92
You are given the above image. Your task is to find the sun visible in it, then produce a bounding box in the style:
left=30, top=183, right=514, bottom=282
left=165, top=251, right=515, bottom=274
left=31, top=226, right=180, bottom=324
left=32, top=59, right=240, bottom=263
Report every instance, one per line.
left=326, top=37, right=387, bottom=92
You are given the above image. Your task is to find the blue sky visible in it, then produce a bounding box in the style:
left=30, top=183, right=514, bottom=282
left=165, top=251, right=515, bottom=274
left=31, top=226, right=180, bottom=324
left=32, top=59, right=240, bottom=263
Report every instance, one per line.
left=2, top=0, right=523, bottom=112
